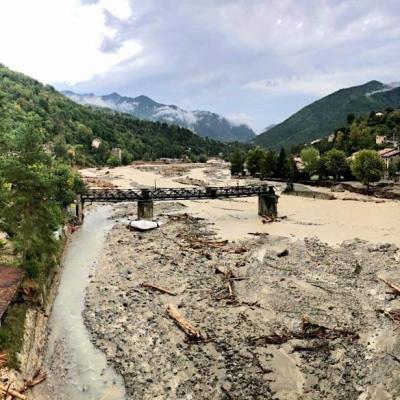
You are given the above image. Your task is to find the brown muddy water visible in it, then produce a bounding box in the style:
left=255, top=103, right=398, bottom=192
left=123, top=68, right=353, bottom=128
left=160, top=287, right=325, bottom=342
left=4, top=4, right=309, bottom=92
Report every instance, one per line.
left=34, top=206, right=126, bottom=400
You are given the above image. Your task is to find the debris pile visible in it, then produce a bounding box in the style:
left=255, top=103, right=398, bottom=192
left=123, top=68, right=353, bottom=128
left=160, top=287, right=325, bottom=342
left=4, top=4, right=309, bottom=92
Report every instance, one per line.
left=83, top=205, right=400, bottom=399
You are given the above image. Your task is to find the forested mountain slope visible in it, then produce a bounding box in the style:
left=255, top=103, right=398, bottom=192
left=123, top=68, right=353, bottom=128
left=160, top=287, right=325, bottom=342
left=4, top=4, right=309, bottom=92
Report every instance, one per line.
left=255, top=81, right=400, bottom=149
left=0, top=65, right=227, bottom=166
left=63, top=91, right=256, bottom=143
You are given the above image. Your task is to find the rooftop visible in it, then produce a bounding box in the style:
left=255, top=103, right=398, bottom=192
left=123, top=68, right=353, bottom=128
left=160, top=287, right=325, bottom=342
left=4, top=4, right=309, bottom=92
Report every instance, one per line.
left=0, top=265, right=24, bottom=320
left=380, top=149, right=400, bottom=158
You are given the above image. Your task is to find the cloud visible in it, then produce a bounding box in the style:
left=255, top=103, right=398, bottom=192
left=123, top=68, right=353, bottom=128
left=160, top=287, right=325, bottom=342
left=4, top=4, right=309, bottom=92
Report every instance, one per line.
left=0, top=0, right=140, bottom=84
left=2, top=0, right=400, bottom=130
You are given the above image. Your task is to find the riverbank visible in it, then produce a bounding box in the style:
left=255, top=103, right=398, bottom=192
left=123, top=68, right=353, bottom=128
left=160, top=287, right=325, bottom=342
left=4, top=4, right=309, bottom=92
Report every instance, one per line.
left=83, top=201, right=400, bottom=399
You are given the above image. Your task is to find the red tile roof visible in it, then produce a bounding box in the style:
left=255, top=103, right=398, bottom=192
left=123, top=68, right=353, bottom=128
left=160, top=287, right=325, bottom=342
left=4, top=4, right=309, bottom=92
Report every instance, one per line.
left=381, top=149, right=400, bottom=158
left=0, top=266, right=24, bottom=320
left=378, top=148, right=395, bottom=156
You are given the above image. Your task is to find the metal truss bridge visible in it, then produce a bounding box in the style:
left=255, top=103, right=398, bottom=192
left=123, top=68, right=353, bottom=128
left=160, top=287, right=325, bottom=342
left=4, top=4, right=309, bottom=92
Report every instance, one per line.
left=81, top=185, right=276, bottom=203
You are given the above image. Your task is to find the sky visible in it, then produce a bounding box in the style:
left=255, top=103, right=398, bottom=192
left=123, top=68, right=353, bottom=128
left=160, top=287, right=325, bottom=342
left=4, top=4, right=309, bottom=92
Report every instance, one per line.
left=1, top=0, right=400, bottom=132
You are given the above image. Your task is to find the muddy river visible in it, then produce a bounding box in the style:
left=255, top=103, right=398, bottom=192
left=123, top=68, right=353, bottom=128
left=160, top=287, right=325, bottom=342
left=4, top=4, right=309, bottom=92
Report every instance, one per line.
left=34, top=207, right=125, bottom=400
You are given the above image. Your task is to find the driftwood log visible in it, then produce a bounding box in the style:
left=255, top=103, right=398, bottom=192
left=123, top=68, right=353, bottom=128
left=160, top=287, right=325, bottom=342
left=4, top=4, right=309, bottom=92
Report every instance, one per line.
left=379, top=276, right=400, bottom=294
left=0, top=384, right=27, bottom=400
left=166, top=304, right=203, bottom=340
left=20, top=371, right=47, bottom=393
left=141, top=282, right=177, bottom=296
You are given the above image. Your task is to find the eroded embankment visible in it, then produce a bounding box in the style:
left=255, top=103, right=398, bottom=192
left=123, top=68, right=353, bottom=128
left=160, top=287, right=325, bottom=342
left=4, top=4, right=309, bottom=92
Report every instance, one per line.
left=83, top=203, right=400, bottom=400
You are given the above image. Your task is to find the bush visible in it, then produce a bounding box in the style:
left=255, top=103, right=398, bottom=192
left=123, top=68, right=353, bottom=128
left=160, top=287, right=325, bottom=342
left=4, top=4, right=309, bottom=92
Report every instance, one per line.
left=106, top=155, right=121, bottom=167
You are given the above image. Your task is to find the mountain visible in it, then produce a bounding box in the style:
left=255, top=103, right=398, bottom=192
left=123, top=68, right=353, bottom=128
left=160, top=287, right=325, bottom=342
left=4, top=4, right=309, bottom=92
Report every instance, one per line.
left=262, top=124, right=277, bottom=133
left=63, top=91, right=256, bottom=143
left=254, top=81, right=400, bottom=149
left=0, top=65, right=227, bottom=166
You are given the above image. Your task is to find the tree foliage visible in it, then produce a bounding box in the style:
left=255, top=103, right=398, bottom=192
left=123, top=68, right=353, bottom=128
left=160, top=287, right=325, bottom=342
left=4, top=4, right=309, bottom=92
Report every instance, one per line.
left=351, top=150, right=384, bottom=188
left=0, top=118, right=84, bottom=277
left=230, top=148, right=246, bottom=175
left=0, top=65, right=230, bottom=165
left=322, top=149, right=348, bottom=180
left=300, top=147, right=320, bottom=177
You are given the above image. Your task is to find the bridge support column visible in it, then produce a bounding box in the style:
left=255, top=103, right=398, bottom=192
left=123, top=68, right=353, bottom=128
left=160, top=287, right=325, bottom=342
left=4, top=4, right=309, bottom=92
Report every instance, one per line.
left=76, top=194, right=84, bottom=224
left=137, top=200, right=154, bottom=220
left=258, top=193, right=278, bottom=218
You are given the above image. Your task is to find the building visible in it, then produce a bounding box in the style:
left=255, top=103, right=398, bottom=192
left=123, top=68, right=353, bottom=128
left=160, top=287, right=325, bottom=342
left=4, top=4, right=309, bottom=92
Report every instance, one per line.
left=375, top=112, right=384, bottom=117
left=379, top=148, right=400, bottom=170
left=111, top=147, right=122, bottom=162
left=0, top=266, right=24, bottom=326
left=91, top=138, right=102, bottom=149
left=293, top=156, right=305, bottom=171
left=376, top=135, right=387, bottom=145
left=328, top=133, right=336, bottom=143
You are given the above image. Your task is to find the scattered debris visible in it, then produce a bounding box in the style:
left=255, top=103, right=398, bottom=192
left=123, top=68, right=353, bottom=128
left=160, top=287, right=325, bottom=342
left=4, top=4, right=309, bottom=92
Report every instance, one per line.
left=166, top=304, right=205, bottom=341
left=140, top=282, right=177, bottom=296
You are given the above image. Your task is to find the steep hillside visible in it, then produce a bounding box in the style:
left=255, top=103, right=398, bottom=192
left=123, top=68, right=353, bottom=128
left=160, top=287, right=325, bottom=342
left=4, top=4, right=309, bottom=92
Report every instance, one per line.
left=255, top=81, right=400, bottom=149
left=0, top=65, right=227, bottom=165
left=63, top=91, right=256, bottom=143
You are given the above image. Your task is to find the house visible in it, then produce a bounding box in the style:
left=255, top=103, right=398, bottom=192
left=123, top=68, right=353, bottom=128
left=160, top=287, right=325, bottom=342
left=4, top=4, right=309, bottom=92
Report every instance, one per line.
left=328, top=133, right=336, bottom=143
left=376, top=135, right=387, bottom=145
left=0, top=266, right=24, bottom=326
left=375, top=112, right=384, bottom=117
left=293, top=156, right=305, bottom=171
left=379, top=148, right=400, bottom=170
left=91, top=138, right=102, bottom=149
left=111, top=147, right=122, bottom=162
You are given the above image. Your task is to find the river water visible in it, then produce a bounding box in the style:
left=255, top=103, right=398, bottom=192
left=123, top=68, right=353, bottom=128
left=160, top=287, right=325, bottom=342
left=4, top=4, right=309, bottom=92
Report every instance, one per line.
left=34, top=206, right=126, bottom=400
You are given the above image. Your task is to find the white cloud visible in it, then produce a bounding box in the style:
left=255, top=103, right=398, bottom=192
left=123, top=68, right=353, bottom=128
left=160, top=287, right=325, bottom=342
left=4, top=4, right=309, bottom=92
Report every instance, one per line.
left=0, top=0, right=141, bottom=84
left=225, top=113, right=254, bottom=128
left=243, top=61, right=400, bottom=97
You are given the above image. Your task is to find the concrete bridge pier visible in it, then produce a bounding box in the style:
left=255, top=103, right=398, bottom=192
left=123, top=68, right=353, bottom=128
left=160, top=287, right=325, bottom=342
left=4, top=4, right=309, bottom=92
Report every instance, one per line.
left=258, top=188, right=278, bottom=218
left=137, top=200, right=154, bottom=220
left=76, top=194, right=84, bottom=224
left=137, top=189, right=154, bottom=219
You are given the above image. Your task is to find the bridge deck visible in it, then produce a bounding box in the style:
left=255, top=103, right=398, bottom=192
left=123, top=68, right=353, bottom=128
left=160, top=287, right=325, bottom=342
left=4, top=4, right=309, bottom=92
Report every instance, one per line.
left=82, top=185, right=276, bottom=203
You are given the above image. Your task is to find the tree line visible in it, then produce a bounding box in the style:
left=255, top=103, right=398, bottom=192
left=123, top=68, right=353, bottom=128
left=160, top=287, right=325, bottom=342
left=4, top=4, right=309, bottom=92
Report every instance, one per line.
left=230, top=108, right=400, bottom=187
left=230, top=145, right=386, bottom=188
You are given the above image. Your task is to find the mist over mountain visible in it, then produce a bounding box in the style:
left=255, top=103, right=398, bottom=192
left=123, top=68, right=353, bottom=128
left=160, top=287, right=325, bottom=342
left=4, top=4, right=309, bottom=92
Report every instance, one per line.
left=254, top=81, right=400, bottom=149
left=63, top=91, right=256, bottom=143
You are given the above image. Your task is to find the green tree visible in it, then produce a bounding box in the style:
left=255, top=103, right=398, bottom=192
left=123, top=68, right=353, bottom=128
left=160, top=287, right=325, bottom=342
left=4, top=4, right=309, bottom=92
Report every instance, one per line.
left=351, top=150, right=384, bottom=188
left=229, top=148, right=246, bottom=175
left=261, top=150, right=277, bottom=177
left=246, top=146, right=265, bottom=175
left=347, top=113, right=355, bottom=125
left=275, top=148, right=288, bottom=178
left=322, top=149, right=348, bottom=180
left=107, top=155, right=121, bottom=167
left=0, top=120, right=80, bottom=277
left=300, top=146, right=320, bottom=178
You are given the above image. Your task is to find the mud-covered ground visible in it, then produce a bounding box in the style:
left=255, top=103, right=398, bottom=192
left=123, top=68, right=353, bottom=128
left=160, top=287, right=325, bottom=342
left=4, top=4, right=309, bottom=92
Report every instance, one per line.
left=83, top=202, right=400, bottom=400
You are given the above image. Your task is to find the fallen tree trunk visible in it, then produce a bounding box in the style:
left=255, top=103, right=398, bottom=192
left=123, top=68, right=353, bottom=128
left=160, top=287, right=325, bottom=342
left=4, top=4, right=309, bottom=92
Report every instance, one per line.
left=379, top=276, right=400, bottom=294
left=141, top=282, right=177, bottom=296
left=166, top=304, right=203, bottom=340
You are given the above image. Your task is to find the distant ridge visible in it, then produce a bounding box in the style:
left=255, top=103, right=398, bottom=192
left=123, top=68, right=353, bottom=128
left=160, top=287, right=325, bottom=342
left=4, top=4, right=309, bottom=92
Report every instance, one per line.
left=63, top=91, right=256, bottom=143
left=254, top=80, right=400, bottom=149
